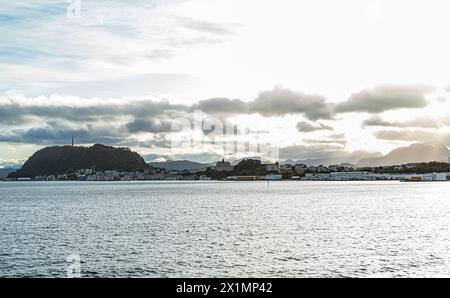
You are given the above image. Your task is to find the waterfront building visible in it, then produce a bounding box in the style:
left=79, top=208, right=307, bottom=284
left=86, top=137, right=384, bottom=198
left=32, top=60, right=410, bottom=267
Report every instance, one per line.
left=330, top=172, right=375, bottom=181
left=304, top=173, right=331, bottom=181
left=17, top=177, right=32, bottom=181
left=404, top=172, right=450, bottom=182
left=266, top=174, right=282, bottom=181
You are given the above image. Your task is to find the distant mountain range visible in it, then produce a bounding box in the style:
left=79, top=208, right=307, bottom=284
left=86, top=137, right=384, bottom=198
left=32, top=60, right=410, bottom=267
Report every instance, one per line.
left=358, top=143, right=450, bottom=167
left=148, top=160, right=212, bottom=171
left=0, top=162, right=22, bottom=169
left=0, top=168, right=16, bottom=179
left=144, top=143, right=450, bottom=169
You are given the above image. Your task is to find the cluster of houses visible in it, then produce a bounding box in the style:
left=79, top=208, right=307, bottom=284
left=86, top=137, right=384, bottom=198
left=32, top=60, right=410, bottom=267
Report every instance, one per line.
left=31, top=166, right=212, bottom=182
left=303, top=172, right=409, bottom=181
left=402, top=172, right=450, bottom=182
left=263, top=162, right=356, bottom=175
left=219, top=161, right=450, bottom=182
left=263, top=162, right=450, bottom=181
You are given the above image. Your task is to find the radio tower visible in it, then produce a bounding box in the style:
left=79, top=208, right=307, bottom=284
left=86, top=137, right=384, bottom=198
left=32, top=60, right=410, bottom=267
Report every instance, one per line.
left=72, top=136, right=74, bottom=147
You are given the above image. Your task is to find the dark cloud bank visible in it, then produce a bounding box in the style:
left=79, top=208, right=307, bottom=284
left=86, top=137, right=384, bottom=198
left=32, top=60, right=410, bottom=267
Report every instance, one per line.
left=0, top=84, right=441, bottom=162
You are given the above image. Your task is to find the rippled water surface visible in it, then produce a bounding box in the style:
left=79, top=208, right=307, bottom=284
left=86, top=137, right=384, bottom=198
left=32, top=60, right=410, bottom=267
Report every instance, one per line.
left=1, top=181, right=450, bottom=277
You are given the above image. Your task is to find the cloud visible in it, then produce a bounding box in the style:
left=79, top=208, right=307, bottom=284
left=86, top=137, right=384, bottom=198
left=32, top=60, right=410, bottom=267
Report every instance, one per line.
left=119, top=134, right=174, bottom=149
left=144, top=151, right=222, bottom=164
left=1, top=122, right=128, bottom=146
left=192, top=98, right=249, bottom=115
left=0, top=94, right=189, bottom=124
left=335, top=84, right=434, bottom=114
left=279, top=144, right=381, bottom=165
left=303, top=135, right=347, bottom=147
left=373, top=129, right=450, bottom=146
left=362, top=116, right=407, bottom=128
left=0, top=88, right=336, bottom=129
left=1, top=122, right=178, bottom=149
left=250, top=87, right=334, bottom=120
left=125, top=119, right=177, bottom=133
left=173, top=16, right=238, bottom=35
left=296, top=121, right=333, bottom=133
left=362, top=115, right=449, bottom=129
left=193, top=87, right=335, bottom=120
left=0, top=83, right=446, bottom=162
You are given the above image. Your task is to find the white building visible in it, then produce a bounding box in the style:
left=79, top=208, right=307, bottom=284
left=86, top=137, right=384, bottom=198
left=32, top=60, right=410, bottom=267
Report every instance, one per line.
left=266, top=174, right=282, bottom=181
left=433, top=172, right=450, bottom=181
left=330, top=172, right=375, bottom=181
left=404, top=172, right=450, bottom=181
left=304, top=173, right=331, bottom=181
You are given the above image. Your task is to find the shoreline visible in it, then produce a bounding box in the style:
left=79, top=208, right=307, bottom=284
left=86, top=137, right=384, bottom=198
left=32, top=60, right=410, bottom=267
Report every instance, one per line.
left=2, top=179, right=446, bottom=183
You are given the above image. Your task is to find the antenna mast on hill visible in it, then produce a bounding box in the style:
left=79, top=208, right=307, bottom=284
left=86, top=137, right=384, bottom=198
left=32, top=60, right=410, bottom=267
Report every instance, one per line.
left=72, top=136, right=74, bottom=147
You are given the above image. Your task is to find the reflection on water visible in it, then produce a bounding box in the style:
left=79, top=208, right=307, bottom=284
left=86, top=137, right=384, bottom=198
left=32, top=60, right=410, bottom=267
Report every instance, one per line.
left=1, top=181, right=450, bottom=277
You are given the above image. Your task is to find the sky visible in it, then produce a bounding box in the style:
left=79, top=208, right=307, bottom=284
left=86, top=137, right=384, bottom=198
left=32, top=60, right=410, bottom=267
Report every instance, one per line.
left=2, top=0, right=450, bottom=166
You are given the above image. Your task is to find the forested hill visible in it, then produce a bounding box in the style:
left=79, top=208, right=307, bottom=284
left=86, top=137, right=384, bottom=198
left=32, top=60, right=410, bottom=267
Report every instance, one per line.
left=8, top=144, right=149, bottom=178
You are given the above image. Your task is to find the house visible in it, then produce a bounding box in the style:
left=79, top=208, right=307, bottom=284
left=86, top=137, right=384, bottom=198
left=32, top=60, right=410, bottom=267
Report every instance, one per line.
left=307, top=166, right=317, bottom=173
left=294, top=164, right=307, bottom=175
left=317, top=165, right=329, bottom=173
left=405, top=163, right=417, bottom=169
left=266, top=174, right=282, bottom=181
left=265, top=162, right=280, bottom=172
left=394, top=165, right=403, bottom=171
left=144, top=166, right=157, bottom=175
left=149, top=173, right=166, bottom=180
left=278, top=166, right=293, bottom=174
left=304, top=173, right=331, bottom=181
left=328, top=165, right=339, bottom=172
left=167, top=173, right=184, bottom=180
left=432, top=172, right=450, bottom=181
